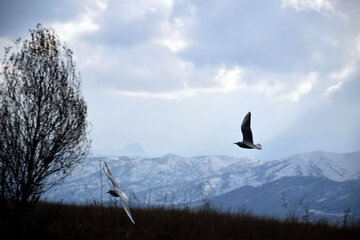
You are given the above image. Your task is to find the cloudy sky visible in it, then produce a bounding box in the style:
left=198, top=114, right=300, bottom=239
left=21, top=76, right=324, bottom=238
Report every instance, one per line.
left=1, top=0, right=359, bottom=159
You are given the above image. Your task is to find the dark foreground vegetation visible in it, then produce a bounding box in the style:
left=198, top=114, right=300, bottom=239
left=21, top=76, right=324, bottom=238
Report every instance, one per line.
left=1, top=202, right=359, bottom=240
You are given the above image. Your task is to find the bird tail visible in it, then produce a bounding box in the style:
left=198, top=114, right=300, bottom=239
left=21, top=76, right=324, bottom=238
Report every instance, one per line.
left=255, top=144, right=262, bottom=150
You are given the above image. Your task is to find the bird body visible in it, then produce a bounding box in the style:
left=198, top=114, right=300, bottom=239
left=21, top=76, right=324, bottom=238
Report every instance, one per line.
left=234, top=112, right=262, bottom=150
left=103, top=162, right=135, bottom=224
left=235, top=141, right=262, bottom=150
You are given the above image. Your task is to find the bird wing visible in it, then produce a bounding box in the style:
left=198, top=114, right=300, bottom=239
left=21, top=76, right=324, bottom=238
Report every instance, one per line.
left=103, top=162, right=121, bottom=189
left=120, top=193, right=135, bottom=224
left=241, top=112, right=254, bottom=143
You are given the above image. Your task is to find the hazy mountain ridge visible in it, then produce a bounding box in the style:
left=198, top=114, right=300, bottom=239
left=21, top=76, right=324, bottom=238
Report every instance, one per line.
left=43, top=151, right=360, bottom=222
left=210, top=176, right=360, bottom=222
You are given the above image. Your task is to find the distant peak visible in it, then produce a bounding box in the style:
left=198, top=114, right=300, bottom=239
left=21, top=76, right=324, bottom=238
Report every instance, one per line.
left=119, top=142, right=146, bottom=157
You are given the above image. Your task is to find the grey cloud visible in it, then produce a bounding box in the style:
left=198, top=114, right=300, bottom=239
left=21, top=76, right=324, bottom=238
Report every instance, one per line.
left=79, top=44, right=197, bottom=92
left=0, top=0, right=82, bottom=37
left=179, top=0, right=309, bottom=70
left=1, top=0, right=359, bottom=156
left=84, top=1, right=165, bottom=47
left=180, top=0, right=358, bottom=74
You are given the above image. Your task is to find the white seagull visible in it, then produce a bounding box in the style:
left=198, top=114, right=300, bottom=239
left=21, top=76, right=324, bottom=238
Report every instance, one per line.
left=103, top=162, right=135, bottom=224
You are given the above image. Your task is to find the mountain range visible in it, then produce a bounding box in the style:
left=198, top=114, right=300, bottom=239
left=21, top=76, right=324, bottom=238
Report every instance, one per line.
left=43, top=151, right=360, bottom=224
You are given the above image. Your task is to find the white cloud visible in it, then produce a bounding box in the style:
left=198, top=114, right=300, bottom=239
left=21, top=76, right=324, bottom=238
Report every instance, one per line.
left=115, top=0, right=173, bottom=22
left=52, top=0, right=108, bottom=42
left=281, top=0, right=348, bottom=19
left=321, top=81, right=343, bottom=98
left=45, top=0, right=355, bottom=105
left=322, top=34, right=360, bottom=101
left=53, top=16, right=99, bottom=41
left=281, top=72, right=318, bottom=102
left=154, top=1, right=195, bottom=52
left=213, top=66, right=243, bottom=92
left=110, top=66, right=244, bottom=100
left=282, top=0, right=334, bottom=12
left=1, top=0, right=360, bottom=156
left=330, top=63, right=357, bottom=80
left=156, top=17, right=190, bottom=52
left=329, top=34, right=360, bottom=81
left=109, top=64, right=318, bottom=103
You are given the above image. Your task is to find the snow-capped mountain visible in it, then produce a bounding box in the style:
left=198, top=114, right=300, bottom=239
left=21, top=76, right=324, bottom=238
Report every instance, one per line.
left=43, top=151, right=359, bottom=203
left=43, top=154, right=259, bottom=204
left=42, top=151, right=360, bottom=222
left=198, top=151, right=360, bottom=197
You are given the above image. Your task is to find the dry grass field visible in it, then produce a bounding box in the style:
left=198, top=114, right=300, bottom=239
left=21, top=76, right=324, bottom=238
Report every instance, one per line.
left=1, top=202, right=359, bottom=240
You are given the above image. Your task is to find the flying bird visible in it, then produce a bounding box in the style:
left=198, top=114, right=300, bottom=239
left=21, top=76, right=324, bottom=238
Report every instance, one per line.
left=234, top=112, right=262, bottom=150
left=103, top=162, right=135, bottom=224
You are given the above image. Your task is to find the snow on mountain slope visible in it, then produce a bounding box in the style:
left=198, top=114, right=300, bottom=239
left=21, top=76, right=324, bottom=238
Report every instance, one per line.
left=43, top=151, right=360, bottom=206
left=191, top=151, right=360, bottom=198
left=260, top=151, right=360, bottom=181
left=43, top=154, right=256, bottom=204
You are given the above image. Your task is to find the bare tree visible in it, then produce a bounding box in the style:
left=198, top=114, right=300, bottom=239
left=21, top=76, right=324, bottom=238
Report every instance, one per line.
left=0, top=24, right=90, bottom=213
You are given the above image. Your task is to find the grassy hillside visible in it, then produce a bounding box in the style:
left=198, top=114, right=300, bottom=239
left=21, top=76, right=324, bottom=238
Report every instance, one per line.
left=1, top=202, right=359, bottom=240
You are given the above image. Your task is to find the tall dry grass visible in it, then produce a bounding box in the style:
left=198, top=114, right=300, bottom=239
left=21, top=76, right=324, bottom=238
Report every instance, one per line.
left=1, top=201, right=359, bottom=240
